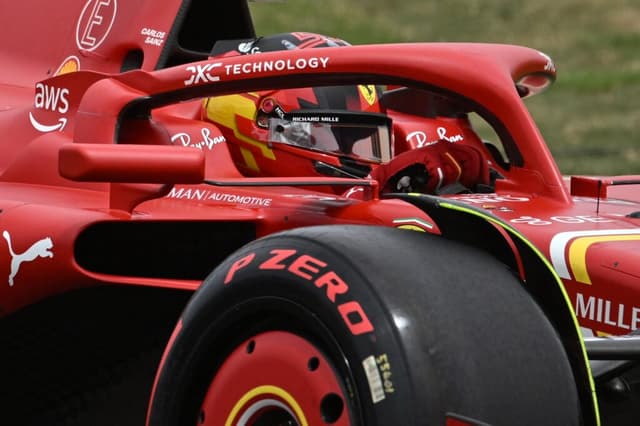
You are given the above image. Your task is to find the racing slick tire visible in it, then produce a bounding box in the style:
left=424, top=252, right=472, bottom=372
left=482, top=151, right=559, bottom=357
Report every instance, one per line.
left=147, top=225, right=581, bottom=426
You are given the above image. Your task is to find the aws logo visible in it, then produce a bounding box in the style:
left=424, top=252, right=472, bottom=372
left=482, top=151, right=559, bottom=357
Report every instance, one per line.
left=29, top=83, right=70, bottom=133
left=550, top=229, right=640, bottom=285
left=34, top=83, right=69, bottom=114
left=28, top=56, right=79, bottom=133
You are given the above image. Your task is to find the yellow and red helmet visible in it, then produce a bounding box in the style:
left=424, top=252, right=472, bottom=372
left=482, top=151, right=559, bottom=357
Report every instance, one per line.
left=203, top=33, right=390, bottom=178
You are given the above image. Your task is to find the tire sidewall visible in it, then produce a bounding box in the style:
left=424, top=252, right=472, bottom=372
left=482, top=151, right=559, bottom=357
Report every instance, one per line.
left=149, top=225, right=581, bottom=426
left=152, top=230, right=418, bottom=425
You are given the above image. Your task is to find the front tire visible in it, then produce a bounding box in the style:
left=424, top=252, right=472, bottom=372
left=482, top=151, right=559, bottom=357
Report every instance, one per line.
left=148, top=225, right=581, bottom=425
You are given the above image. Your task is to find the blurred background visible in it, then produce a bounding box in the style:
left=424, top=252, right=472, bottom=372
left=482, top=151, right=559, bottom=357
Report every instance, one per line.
left=249, top=0, right=639, bottom=175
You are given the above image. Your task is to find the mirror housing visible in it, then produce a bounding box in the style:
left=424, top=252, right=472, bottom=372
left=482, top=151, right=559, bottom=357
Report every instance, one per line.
left=59, top=143, right=205, bottom=184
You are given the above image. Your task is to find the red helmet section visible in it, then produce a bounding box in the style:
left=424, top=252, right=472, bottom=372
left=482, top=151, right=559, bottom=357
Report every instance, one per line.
left=203, top=33, right=387, bottom=178
left=203, top=32, right=491, bottom=194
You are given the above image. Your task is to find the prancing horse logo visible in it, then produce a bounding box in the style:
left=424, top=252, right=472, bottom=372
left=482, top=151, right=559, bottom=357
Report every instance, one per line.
left=2, top=231, right=54, bottom=286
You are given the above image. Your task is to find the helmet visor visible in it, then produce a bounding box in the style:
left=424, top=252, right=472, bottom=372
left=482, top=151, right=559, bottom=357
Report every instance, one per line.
left=268, top=111, right=392, bottom=163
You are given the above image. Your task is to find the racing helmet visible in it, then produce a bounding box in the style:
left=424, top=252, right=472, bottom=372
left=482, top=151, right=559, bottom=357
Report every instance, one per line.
left=203, top=32, right=390, bottom=178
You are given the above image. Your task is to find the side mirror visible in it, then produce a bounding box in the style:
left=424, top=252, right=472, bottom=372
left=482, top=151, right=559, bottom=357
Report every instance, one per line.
left=59, top=143, right=205, bottom=184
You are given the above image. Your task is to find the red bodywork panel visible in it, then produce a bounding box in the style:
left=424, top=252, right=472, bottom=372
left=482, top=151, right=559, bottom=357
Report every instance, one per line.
left=0, top=0, right=638, bottom=345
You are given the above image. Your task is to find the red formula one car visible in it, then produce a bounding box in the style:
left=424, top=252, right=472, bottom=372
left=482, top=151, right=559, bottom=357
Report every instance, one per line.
left=1, top=1, right=639, bottom=425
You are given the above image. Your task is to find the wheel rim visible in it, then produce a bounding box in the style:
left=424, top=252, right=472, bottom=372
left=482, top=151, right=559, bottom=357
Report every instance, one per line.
left=198, top=331, right=351, bottom=426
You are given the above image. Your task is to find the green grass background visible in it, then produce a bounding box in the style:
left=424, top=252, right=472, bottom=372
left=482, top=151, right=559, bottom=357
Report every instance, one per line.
left=249, top=0, right=639, bottom=175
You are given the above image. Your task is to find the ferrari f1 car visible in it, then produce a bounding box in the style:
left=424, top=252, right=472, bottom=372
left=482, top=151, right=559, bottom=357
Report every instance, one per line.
left=1, top=0, right=639, bottom=425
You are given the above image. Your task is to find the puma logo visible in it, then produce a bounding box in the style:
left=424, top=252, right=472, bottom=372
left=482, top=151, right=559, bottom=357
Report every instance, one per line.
left=3, top=230, right=54, bottom=286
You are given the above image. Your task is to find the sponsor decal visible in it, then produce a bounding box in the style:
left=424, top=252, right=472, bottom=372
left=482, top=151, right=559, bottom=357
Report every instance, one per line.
left=406, top=130, right=437, bottom=148
left=184, top=63, right=222, bottom=86
left=167, top=187, right=272, bottom=206
left=34, top=83, right=69, bottom=113
left=510, top=215, right=615, bottom=226
left=29, top=113, right=67, bottom=133
left=224, top=249, right=374, bottom=335
left=2, top=231, right=54, bottom=287
left=449, top=194, right=530, bottom=204
left=405, top=127, right=464, bottom=147
left=223, top=56, right=330, bottom=76
left=30, top=83, right=70, bottom=133
left=54, top=56, right=80, bottom=76
left=437, top=126, right=464, bottom=143
left=170, top=128, right=225, bottom=150
left=140, top=27, right=165, bottom=46
left=550, top=229, right=640, bottom=284
left=76, top=0, right=117, bottom=51
left=290, top=115, right=339, bottom=123
left=238, top=41, right=261, bottom=54
left=184, top=57, right=330, bottom=86
left=575, top=292, right=640, bottom=331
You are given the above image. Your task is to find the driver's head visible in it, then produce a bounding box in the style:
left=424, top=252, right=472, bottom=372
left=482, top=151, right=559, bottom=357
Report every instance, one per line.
left=203, top=33, right=389, bottom=178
